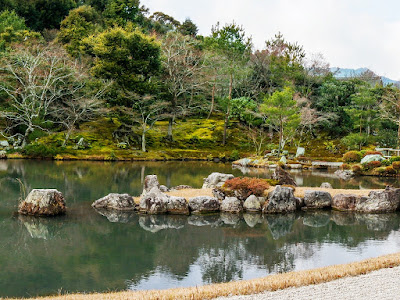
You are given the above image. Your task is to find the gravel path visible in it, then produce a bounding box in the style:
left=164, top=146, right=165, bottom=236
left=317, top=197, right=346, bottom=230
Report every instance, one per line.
left=217, top=266, right=400, bottom=300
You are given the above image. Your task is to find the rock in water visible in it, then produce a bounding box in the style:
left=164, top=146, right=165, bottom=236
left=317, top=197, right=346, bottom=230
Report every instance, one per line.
left=272, top=166, right=297, bottom=186
left=334, top=170, right=354, bottom=180
left=243, top=195, right=262, bottom=212
left=303, top=190, right=332, bottom=209
left=143, top=175, right=160, bottom=193
left=356, top=187, right=400, bottom=213
left=139, top=187, right=168, bottom=214
left=18, top=189, right=66, bottom=216
left=263, top=186, right=297, bottom=213
left=202, top=172, right=234, bottom=189
left=221, top=197, right=242, bottom=213
left=332, top=194, right=359, bottom=211
left=92, top=193, right=135, bottom=211
left=167, top=196, right=189, bottom=215
left=360, top=154, right=384, bottom=164
left=188, top=196, right=220, bottom=214
left=320, top=182, right=333, bottom=189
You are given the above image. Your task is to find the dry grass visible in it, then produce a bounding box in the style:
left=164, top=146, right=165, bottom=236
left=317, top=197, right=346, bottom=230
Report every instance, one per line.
left=292, top=187, right=379, bottom=198
left=167, top=188, right=213, bottom=198
left=18, top=252, right=400, bottom=300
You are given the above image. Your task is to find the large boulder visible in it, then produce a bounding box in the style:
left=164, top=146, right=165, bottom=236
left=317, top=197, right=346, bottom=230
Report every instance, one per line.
left=202, top=172, right=234, bottom=189
left=143, top=175, right=160, bottom=193
left=212, top=188, right=226, bottom=200
left=188, top=196, right=220, bottom=214
left=139, top=187, right=168, bottom=214
left=243, top=195, right=262, bottom=212
left=167, top=196, right=189, bottom=215
left=303, top=190, right=332, bottom=209
left=332, top=194, right=359, bottom=211
left=356, top=187, right=400, bottom=213
left=334, top=170, right=354, bottom=180
left=361, top=154, right=385, bottom=164
left=272, top=166, right=297, bottom=186
left=18, top=189, right=66, bottom=216
left=263, top=186, right=297, bottom=214
left=92, top=193, right=135, bottom=211
left=221, top=197, right=242, bottom=213
left=320, top=182, right=333, bottom=189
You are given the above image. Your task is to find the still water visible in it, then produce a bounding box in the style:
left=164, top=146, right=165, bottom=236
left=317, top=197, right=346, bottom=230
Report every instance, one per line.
left=1, top=160, right=400, bottom=297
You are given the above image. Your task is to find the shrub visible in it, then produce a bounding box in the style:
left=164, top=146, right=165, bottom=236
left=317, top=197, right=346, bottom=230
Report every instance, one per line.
left=389, top=156, right=400, bottom=164
left=376, top=167, right=386, bottom=175
left=343, top=151, right=362, bottom=163
left=381, top=159, right=391, bottom=166
left=393, top=161, right=400, bottom=170
left=22, top=144, right=60, bottom=158
left=364, top=151, right=383, bottom=157
left=385, top=166, right=396, bottom=175
left=229, top=150, right=240, bottom=161
left=352, top=164, right=362, bottom=175
left=363, top=161, right=381, bottom=170
left=223, top=177, right=270, bottom=198
left=341, top=163, right=351, bottom=170
left=341, top=133, right=370, bottom=150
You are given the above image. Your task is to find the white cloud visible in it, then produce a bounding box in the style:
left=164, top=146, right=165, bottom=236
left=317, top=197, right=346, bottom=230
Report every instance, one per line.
left=142, top=0, right=400, bottom=80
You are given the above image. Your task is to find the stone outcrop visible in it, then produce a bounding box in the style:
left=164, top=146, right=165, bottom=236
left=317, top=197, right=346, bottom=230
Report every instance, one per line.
left=221, top=197, right=242, bottom=213
left=171, top=185, right=193, bottom=191
left=332, top=194, right=359, bottom=211
left=143, top=175, right=160, bottom=193
left=188, top=196, right=220, bottom=214
left=355, top=187, right=400, bottom=213
left=139, top=187, right=168, bottom=214
left=202, top=172, right=234, bottom=189
left=18, top=189, right=66, bottom=216
left=263, top=186, right=297, bottom=213
left=303, top=190, right=332, bottom=209
left=243, top=195, right=262, bottom=212
left=166, top=196, right=190, bottom=215
left=334, top=170, right=354, bottom=180
left=92, top=193, right=135, bottom=211
left=361, top=154, right=384, bottom=164
left=320, top=182, right=333, bottom=189
left=272, top=166, right=297, bottom=186
left=212, top=188, right=226, bottom=200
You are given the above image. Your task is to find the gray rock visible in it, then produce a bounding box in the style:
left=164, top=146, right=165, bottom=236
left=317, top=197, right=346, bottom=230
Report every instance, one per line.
left=139, top=187, right=168, bottom=214
left=159, top=185, right=170, bottom=192
left=296, top=147, right=305, bottom=157
left=167, top=196, right=189, bottom=215
left=334, top=170, right=354, bottom=180
left=332, top=194, right=359, bottom=211
left=0, top=140, right=9, bottom=148
left=356, top=187, right=400, bottom=213
left=361, top=154, right=384, bottom=164
left=188, top=196, right=220, bottom=214
left=212, top=188, right=226, bottom=200
left=303, top=190, right=332, bottom=209
left=18, top=189, right=66, bottom=216
left=221, top=197, right=242, bottom=213
left=92, top=193, right=135, bottom=211
left=272, top=166, right=297, bottom=186
left=143, top=175, right=160, bottom=193
left=288, top=164, right=303, bottom=169
left=279, top=156, right=287, bottom=164
left=263, top=186, right=297, bottom=214
left=243, top=195, right=262, bottom=212
left=202, top=172, right=234, bottom=189
left=171, top=185, right=193, bottom=191
left=320, top=182, right=333, bottom=189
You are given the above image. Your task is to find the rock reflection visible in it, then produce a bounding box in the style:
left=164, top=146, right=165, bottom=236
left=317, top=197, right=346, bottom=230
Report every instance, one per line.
left=139, top=215, right=186, bottom=233
left=220, top=213, right=240, bottom=226
left=331, top=211, right=358, bottom=226
left=94, top=208, right=136, bottom=223
left=19, top=216, right=53, bottom=240
left=303, top=211, right=331, bottom=228
left=243, top=213, right=262, bottom=228
left=187, top=214, right=221, bottom=227
left=265, top=214, right=296, bottom=240
left=355, top=213, right=400, bottom=231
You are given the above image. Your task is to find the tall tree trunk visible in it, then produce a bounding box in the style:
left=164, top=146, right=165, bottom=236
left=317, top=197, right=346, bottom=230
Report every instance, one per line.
left=222, top=73, right=233, bottom=146
left=63, top=128, right=72, bottom=147
left=167, top=115, right=175, bottom=141
left=278, top=118, right=283, bottom=157
left=22, top=126, right=33, bottom=148
left=142, top=130, right=146, bottom=152
left=207, top=77, right=216, bottom=119
left=397, top=122, right=400, bottom=148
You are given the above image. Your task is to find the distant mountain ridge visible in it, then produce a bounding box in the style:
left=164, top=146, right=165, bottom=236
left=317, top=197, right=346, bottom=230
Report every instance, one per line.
left=330, top=67, right=399, bottom=86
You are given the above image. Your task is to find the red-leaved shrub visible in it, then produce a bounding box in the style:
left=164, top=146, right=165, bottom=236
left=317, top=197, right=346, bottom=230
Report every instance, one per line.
left=364, top=161, right=382, bottom=170
left=223, top=177, right=270, bottom=198
left=364, top=151, right=383, bottom=157
left=392, top=161, right=400, bottom=170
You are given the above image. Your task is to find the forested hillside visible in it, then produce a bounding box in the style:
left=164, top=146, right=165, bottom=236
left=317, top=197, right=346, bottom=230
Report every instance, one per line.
left=0, top=0, right=398, bottom=160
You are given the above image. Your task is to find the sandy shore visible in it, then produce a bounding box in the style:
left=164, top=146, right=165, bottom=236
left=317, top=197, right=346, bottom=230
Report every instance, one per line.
left=217, top=265, right=400, bottom=300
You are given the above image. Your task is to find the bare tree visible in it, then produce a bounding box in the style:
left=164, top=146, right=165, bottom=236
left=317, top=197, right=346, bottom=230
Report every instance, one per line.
left=0, top=44, right=89, bottom=146
left=161, top=31, right=204, bottom=140
left=380, top=88, right=400, bottom=147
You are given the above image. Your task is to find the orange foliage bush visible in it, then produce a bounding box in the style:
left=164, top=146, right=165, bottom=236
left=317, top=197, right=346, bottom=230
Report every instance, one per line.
left=364, top=151, right=383, bottom=156
left=343, top=151, right=362, bottom=163
left=223, top=177, right=270, bottom=198
left=392, top=161, right=400, bottom=170
left=352, top=164, right=362, bottom=174
left=365, top=161, right=382, bottom=170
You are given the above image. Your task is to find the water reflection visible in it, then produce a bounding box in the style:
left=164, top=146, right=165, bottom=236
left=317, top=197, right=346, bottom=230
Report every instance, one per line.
left=0, top=160, right=400, bottom=297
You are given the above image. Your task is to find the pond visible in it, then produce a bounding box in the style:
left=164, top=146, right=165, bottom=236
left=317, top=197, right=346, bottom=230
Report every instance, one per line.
left=1, top=160, right=400, bottom=298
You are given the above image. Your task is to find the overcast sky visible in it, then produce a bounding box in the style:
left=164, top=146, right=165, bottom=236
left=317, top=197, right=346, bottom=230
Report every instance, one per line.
left=142, top=0, right=400, bottom=80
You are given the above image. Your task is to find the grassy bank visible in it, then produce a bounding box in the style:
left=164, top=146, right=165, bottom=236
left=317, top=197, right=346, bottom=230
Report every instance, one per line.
left=16, top=252, right=400, bottom=300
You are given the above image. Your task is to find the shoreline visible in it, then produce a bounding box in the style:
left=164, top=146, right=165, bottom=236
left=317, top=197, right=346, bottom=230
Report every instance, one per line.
left=16, top=252, right=400, bottom=300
